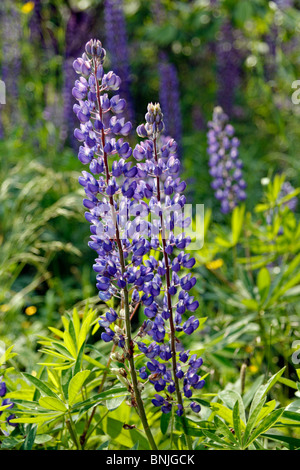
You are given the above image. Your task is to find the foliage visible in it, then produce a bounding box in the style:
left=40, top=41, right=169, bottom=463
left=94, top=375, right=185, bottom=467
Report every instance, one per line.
left=0, top=0, right=300, bottom=451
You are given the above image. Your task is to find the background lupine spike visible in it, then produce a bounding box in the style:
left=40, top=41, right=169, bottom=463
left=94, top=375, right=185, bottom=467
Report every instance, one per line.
left=216, top=20, right=242, bottom=118
left=207, top=106, right=247, bottom=214
left=62, top=10, right=94, bottom=147
left=104, top=0, right=135, bottom=123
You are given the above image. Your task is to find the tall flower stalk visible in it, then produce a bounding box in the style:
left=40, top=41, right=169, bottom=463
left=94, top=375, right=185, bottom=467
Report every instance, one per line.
left=207, top=106, right=246, bottom=213
left=73, top=39, right=204, bottom=450
left=72, top=39, right=156, bottom=449
left=216, top=21, right=242, bottom=117
left=104, top=0, right=134, bottom=123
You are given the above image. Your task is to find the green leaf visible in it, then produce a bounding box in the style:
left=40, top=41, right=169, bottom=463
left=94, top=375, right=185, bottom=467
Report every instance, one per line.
left=244, top=409, right=284, bottom=448
left=22, top=373, right=60, bottom=399
left=210, top=403, right=234, bottom=427
left=68, top=370, right=90, bottom=406
left=9, top=414, right=61, bottom=424
left=72, top=308, right=81, bottom=341
left=61, top=367, right=73, bottom=401
left=39, top=397, right=67, bottom=412
left=242, top=398, right=266, bottom=447
left=219, top=390, right=246, bottom=424
left=63, top=330, right=77, bottom=358
left=231, top=205, right=245, bottom=245
left=106, top=395, right=125, bottom=411
left=1, top=437, right=23, bottom=449
left=202, top=430, right=237, bottom=450
left=130, top=441, right=139, bottom=450
left=97, top=440, right=110, bottom=450
left=262, top=432, right=300, bottom=449
left=73, top=341, right=86, bottom=376
left=249, top=367, right=285, bottom=416
left=160, top=410, right=171, bottom=435
left=232, top=401, right=242, bottom=445
left=0, top=345, right=17, bottom=366
left=214, top=416, right=237, bottom=445
left=257, top=267, right=271, bottom=303
left=242, top=375, right=264, bottom=409
left=78, top=311, right=95, bottom=351
left=22, top=425, right=37, bottom=450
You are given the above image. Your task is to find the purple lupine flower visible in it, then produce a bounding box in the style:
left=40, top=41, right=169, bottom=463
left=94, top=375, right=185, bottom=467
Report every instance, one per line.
left=274, top=0, right=293, bottom=7
left=207, top=106, right=247, bottom=214
left=279, top=181, right=298, bottom=212
left=6, top=414, right=18, bottom=427
left=104, top=0, right=134, bottom=123
left=73, top=40, right=204, bottom=420
left=0, top=379, right=6, bottom=397
left=128, top=103, right=204, bottom=414
left=151, top=1, right=182, bottom=150
left=29, top=0, right=44, bottom=44
left=158, top=53, right=182, bottom=149
left=0, top=379, right=16, bottom=425
left=264, top=24, right=278, bottom=82
left=216, top=21, right=242, bottom=117
left=62, top=10, right=94, bottom=146
left=264, top=0, right=294, bottom=82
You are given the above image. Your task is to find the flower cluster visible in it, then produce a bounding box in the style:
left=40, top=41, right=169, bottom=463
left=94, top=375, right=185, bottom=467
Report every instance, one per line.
left=0, top=377, right=16, bottom=429
left=73, top=40, right=204, bottom=418
left=207, top=106, right=247, bottom=214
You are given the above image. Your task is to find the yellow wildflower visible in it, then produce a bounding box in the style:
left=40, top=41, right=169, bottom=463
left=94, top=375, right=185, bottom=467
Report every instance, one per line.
left=0, top=304, right=10, bottom=313
left=205, top=258, right=224, bottom=270
left=21, top=2, right=35, bottom=14
left=25, top=306, right=37, bottom=316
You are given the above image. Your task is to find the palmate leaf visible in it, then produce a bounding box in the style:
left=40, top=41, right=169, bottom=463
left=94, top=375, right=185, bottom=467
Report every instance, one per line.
left=244, top=409, right=284, bottom=448
left=214, top=416, right=238, bottom=445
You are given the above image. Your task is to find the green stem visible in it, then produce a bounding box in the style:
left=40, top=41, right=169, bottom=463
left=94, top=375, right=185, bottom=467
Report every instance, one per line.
left=66, top=412, right=81, bottom=450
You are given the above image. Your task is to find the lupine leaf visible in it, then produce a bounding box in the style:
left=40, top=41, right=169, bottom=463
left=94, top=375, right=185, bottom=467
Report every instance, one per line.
left=22, top=373, right=60, bottom=399
left=68, top=370, right=90, bottom=406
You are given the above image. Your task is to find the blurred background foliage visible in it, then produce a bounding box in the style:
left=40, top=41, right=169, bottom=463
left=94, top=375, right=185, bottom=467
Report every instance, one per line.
left=1, top=0, right=300, bottom=447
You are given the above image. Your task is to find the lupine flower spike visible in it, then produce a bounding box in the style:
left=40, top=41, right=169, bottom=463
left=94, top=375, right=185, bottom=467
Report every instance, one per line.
left=73, top=39, right=204, bottom=450
left=207, top=106, right=246, bottom=214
